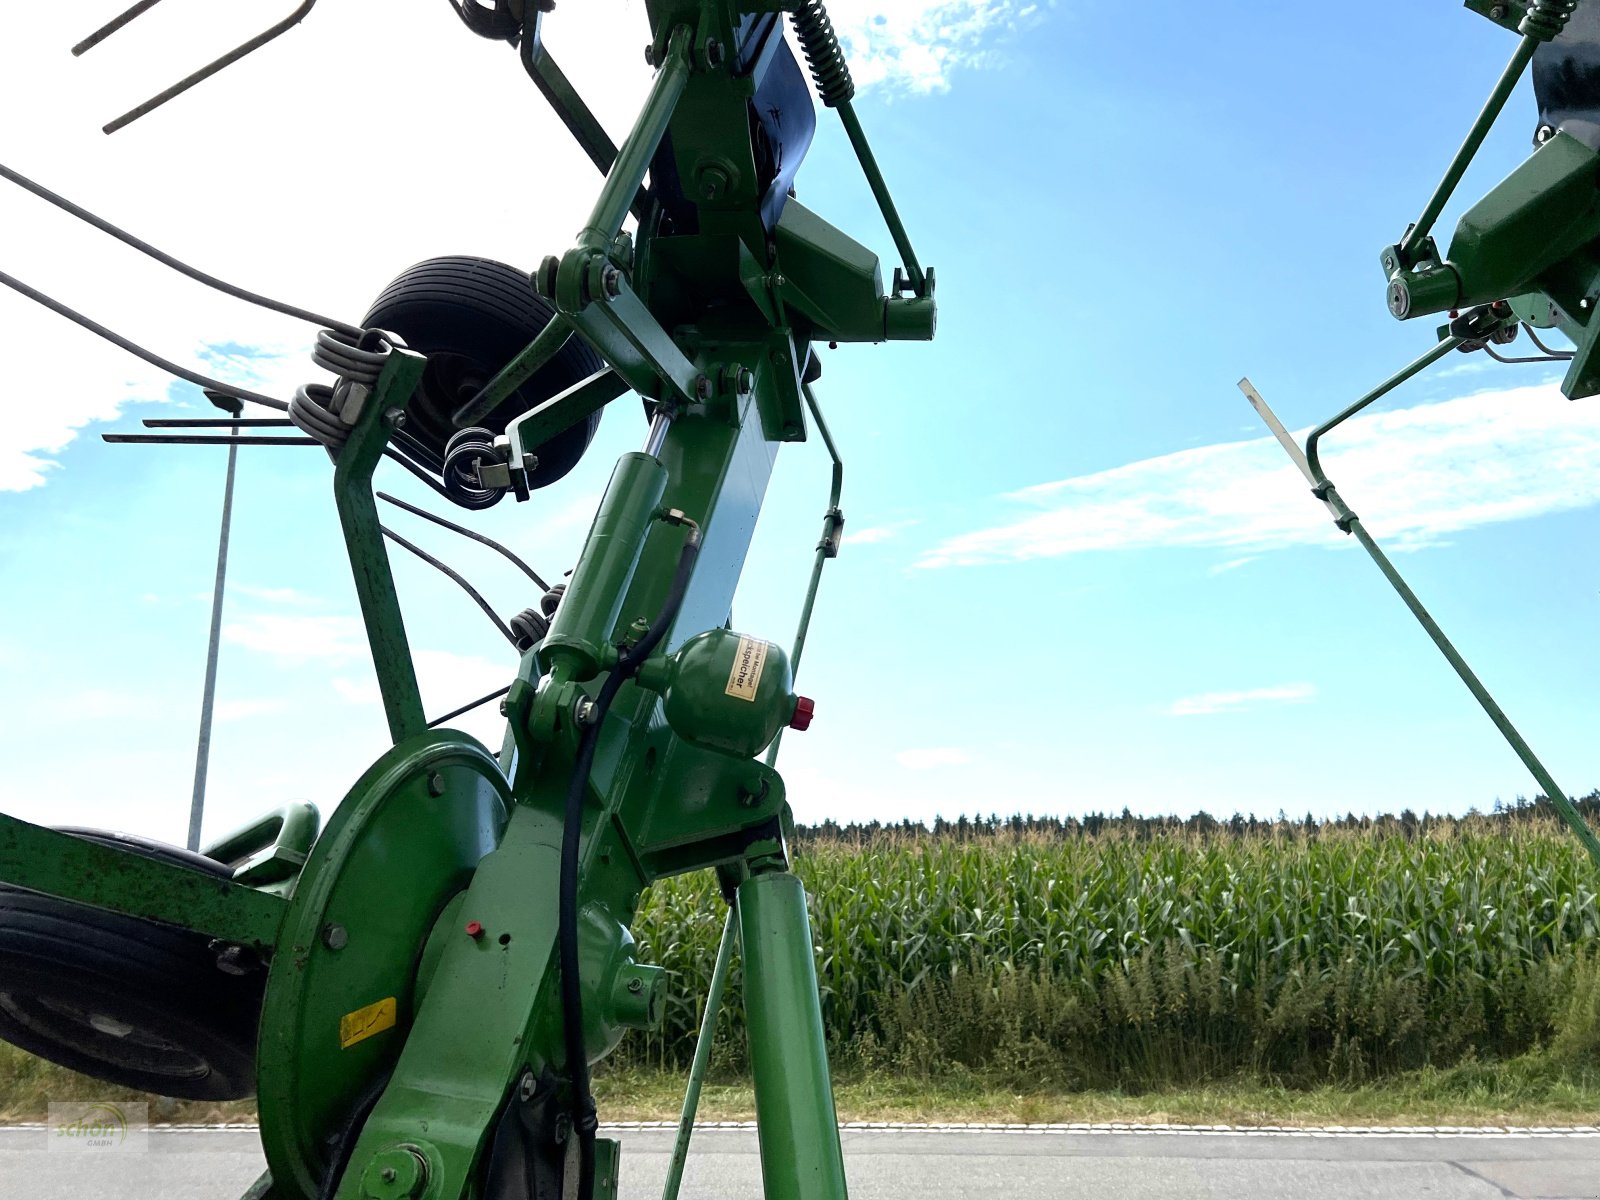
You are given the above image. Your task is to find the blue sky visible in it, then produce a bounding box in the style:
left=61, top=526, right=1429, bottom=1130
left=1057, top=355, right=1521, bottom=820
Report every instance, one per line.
left=1, top=2, right=1596, bottom=845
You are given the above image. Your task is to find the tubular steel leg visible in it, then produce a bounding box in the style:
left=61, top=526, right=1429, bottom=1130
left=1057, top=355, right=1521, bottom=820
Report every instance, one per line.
left=738, top=872, right=848, bottom=1200
left=662, top=905, right=739, bottom=1200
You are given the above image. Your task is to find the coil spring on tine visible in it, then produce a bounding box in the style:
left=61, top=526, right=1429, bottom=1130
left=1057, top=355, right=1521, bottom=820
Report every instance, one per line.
left=290, top=327, right=394, bottom=449
left=791, top=0, right=854, bottom=108
left=441, top=427, right=504, bottom=510
left=312, top=327, right=392, bottom=385
left=1522, top=0, right=1578, bottom=41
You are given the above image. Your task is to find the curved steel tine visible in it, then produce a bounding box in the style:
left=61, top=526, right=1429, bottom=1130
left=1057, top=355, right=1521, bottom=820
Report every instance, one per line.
left=102, top=0, right=318, bottom=135
left=72, top=0, right=168, bottom=56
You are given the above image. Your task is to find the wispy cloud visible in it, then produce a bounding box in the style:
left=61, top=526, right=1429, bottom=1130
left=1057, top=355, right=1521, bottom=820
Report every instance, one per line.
left=831, top=1, right=1045, bottom=94
left=224, top=610, right=512, bottom=714
left=896, top=747, right=973, bottom=769
left=234, top=584, right=321, bottom=607
left=1168, top=682, right=1317, bottom=717
left=919, top=383, right=1600, bottom=567
left=223, top=612, right=366, bottom=662
left=216, top=698, right=288, bottom=722
left=848, top=519, right=920, bottom=546
left=1208, top=556, right=1258, bottom=576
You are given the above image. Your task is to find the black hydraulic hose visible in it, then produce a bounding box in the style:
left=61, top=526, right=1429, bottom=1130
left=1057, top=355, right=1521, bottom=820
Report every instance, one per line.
left=558, top=529, right=700, bottom=1200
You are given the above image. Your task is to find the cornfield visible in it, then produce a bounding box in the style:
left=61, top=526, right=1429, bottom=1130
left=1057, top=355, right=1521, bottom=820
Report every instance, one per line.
left=621, top=815, right=1600, bottom=1087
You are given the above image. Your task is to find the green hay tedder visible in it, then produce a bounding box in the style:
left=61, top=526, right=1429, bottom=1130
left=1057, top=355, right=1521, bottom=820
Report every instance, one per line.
left=1, top=2, right=1598, bottom=1199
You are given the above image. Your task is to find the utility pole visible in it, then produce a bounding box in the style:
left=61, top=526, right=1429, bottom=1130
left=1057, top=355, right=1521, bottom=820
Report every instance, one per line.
left=187, top=390, right=243, bottom=851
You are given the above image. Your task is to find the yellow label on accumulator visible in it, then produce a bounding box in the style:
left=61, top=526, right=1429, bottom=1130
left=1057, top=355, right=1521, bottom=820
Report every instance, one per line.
left=339, top=996, right=397, bottom=1050
left=725, top=636, right=769, bottom=702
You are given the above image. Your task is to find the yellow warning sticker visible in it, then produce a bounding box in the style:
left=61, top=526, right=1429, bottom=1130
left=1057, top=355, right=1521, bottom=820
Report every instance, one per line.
left=725, top=636, right=769, bottom=702
left=339, top=996, right=397, bottom=1050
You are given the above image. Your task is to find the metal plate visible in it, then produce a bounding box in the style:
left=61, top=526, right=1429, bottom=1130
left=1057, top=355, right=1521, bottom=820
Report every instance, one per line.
left=255, top=732, right=510, bottom=1200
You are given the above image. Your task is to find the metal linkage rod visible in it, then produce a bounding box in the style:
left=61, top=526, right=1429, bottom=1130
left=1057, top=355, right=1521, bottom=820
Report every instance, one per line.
left=1241, top=362, right=1600, bottom=870
left=835, top=103, right=925, bottom=295
left=454, top=316, right=572, bottom=428
left=0, top=269, right=289, bottom=411
left=378, top=491, right=550, bottom=590
left=1400, top=1, right=1577, bottom=260
left=764, top=383, right=844, bottom=768
left=1304, top=339, right=1461, bottom=479
left=581, top=26, right=692, bottom=244
left=380, top=524, right=517, bottom=646
left=0, top=162, right=359, bottom=336
left=661, top=906, right=738, bottom=1200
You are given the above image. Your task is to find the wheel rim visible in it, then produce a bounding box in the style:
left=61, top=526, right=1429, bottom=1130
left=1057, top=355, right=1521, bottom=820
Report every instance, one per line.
left=0, top=990, right=212, bottom=1082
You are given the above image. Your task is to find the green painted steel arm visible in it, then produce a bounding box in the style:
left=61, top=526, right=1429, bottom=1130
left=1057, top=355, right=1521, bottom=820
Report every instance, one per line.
left=331, top=348, right=430, bottom=744
left=0, top=811, right=286, bottom=949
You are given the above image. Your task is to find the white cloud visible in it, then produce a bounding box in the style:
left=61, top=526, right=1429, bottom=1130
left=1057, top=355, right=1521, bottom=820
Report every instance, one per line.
left=919, top=383, right=1600, bottom=567
left=223, top=608, right=512, bottom=728
left=847, top=519, right=919, bottom=545
left=895, top=746, right=972, bottom=769
left=216, top=698, right=288, bottom=722
left=1168, top=682, right=1317, bottom=717
left=1208, top=556, right=1257, bottom=576
left=234, top=584, right=320, bottom=607
left=829, top=1, right=1044, bottom=94
left=222, top=612, right=366, bottom=662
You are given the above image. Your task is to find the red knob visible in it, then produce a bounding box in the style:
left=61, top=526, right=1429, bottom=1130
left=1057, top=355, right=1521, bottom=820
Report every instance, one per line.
left=790, top=696, right=815, bottom=731
left=465, top=921, right=485, bottom=939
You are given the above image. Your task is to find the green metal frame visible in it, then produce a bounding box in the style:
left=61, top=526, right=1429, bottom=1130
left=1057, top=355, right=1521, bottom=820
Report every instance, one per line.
left=0, top=5, right=931, bottom=1200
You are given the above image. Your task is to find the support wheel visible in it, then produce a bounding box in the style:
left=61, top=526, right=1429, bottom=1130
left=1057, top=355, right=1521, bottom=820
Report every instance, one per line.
left=0, top=831, right=264, bottom=1100
left=363, top=256, right=606, bottom=489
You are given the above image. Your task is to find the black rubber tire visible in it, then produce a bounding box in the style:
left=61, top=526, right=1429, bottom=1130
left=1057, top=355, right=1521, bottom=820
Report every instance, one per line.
left=0, top=832, right=264, bottom=1100
left=363, top=256, right=607, bottom=489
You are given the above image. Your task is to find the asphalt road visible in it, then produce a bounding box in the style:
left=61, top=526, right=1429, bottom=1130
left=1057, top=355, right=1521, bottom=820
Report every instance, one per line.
left=3, top=1125, right=1598, bottom=1199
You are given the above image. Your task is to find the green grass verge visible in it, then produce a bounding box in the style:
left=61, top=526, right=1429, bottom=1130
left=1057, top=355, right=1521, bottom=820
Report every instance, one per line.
left=5, top=1042, right=1598, bottom=1127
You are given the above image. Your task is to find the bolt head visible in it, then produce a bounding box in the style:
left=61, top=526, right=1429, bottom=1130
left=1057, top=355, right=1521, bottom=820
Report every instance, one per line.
left=644, top=44, right=656, bottom=66
left=601, top=265, right=622, bottom=298
left=520, top=1072, right=537, bottom=1102
left=499, top=697, right=510, bottom=715
left=383, top=408, right=407, bottom=429
left=627, top=976, right=645, bottom=994
left=361, top=1148, right=427, bottom=1200
left=697, top=166, right=729, bottom=201
left=427, top=772, right=445, bottom=797
left=1490, top=3, right=1507, bottom=18
left=323, top=924, right=349, bottom=951
left=695, top=374, right=713, bottom=400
